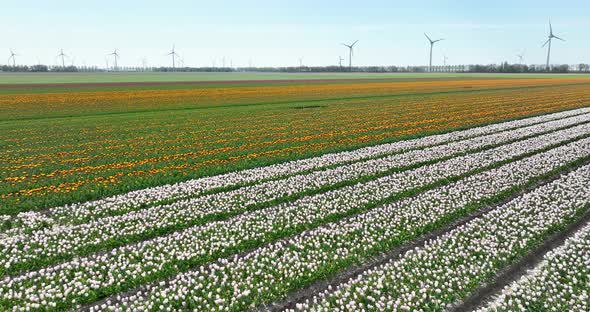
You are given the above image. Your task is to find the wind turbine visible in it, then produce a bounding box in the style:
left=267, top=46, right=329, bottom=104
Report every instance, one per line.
left=443, top=55, right=449, bottom=66
left=108, top=49, right=120, bottom=70
left=57, top=49, right=68, bottom=67
left=338, top=56, right=344, bottom=70
left=542, top=19, right=565, bottom=70
left=424, top=33, right=444, bottom=72
left=8, top=49, right=17, bottom=67
left=516, top=50, right=525, bottom=65
left=167, top=45, right=179, bottom=70
left=342, top=40, right=358, bottom=72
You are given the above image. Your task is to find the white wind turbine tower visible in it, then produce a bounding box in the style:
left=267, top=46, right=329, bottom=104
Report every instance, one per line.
left=542, top=19, right=565, bottom=70
left=424, top=33, right=444, bottom=73
left=342, top=40, right=358, bottom=72
left=8, top=49, right=18, bottom=67
left=108, top=49, right=120, bottom=71
left=516, top=50, right=525, bottom=65
left=57, top=49, right=68, bottom=67
left=167, top=45, right=180, bottom=70
left=338, top=56, right=344, bottom=70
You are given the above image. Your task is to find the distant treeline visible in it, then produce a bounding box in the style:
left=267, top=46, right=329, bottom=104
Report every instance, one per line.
left=2, top=63, right=590, bottom=73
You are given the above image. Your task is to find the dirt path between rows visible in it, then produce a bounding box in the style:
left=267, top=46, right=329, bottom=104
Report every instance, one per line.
left=267, top=158, right=590, bottom=311
left=449, top=207, right=590, bottom=311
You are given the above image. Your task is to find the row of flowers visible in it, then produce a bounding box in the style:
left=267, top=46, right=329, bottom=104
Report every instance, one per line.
left=74, top=132, right=590, bottom=311
left=5, top=78, right=585, bottom=120
left=477, top=220, right=590, bottom=311
left=2, top=117, right=589, bottom=282
left=7, top=106, right=587, bottom=236
left=300, top=164, right=590, bottom=311
left=3, top=87, right=587, bottom=215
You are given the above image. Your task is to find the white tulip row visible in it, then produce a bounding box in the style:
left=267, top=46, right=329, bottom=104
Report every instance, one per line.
left=6, top=112, right=590, bottom=239
left=11, top=114, right=581, bottom=238
left=299, top=164, right=590, bottom=312
left=1, top=120, right=587, bottom=311
left=82, top=133, right=590, bottom=311
left=2, top=119, right=589, bottom=281
left=476, top=221, right=590, bottom=311
left=5, top=107, right=588, bottom=235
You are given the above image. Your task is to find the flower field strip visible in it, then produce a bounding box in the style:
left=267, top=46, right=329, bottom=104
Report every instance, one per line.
left=2, top=78, right=589, bottom=121
left=84, top=132, right=590, bottom=311
left=5, top=86, right=581, bottom=174
left=476, top=221, right=590, bottom=311
left=4, top=83, right=589, bottom=162
left=300, top=164, right=590, bottom=312
left=2, top=100, right=581, bottom=173
left=2, top=120, right=589, bottom=283
left=5, top=82, right=590, bottom=178
left=4, top=110, right=589, bottom=236
left=5, top=98, right=589, bottom=212
left=3, top=83, right=588, bottom=185
left=3, top=88, right=589, bottom=215
left=5, top=122, right=590, bottom=310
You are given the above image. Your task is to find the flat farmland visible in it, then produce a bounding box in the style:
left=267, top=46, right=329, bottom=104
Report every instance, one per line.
left=1, top=73, right=590, bottom=311
left=2, top=76, right=590, bottom=214
left=0, top=71, right=584, bottom=85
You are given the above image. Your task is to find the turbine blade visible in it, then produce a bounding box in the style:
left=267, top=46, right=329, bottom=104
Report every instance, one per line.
left=541, top=39, right=551, bottom=47
left=549, top=19, right=553, bottom=35
left=553, top=35, right=565, bottom=41
left=424, top=33, right=432, bottom=43
left=351, top=40, right=359, bottom=47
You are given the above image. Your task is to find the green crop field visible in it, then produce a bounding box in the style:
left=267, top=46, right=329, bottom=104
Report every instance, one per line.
left=0, top=71, right=587, bottom=85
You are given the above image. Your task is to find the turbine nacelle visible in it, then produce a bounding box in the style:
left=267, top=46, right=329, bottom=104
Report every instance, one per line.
left=342, top=40, right=359, bottom=56
left=543, top=19, right=565, bottom=47
left=424, top=33, right=444, bottom=45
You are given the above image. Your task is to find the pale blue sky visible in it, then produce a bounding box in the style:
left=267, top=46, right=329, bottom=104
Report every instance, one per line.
left=3, top=0, right=589, bottom=67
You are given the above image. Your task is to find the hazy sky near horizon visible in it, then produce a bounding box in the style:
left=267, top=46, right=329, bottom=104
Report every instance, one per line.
left=3, top=0, right=590, bottom=67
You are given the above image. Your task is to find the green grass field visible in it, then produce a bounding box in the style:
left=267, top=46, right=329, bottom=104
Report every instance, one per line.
left=0, top=71, right=588, bottom=85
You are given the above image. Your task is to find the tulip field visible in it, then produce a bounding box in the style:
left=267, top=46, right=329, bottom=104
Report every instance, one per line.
left=1, top=75, right=590, bottom=311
